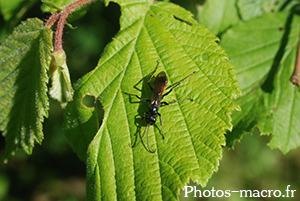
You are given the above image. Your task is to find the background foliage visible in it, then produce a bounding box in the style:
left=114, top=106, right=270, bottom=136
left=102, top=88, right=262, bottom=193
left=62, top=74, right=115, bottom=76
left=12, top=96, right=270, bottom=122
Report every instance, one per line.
left=0, top=0, right=300, bottom=200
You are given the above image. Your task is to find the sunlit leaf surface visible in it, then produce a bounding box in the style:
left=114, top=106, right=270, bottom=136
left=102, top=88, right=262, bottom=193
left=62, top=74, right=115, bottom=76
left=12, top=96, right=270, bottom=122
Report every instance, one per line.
left=64, top=0, right=240, bottom=200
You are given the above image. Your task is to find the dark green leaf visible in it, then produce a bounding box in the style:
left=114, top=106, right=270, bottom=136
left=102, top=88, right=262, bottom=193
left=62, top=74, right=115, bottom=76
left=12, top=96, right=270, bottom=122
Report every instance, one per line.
left=197, top=0, right=239, bottom=35
left=0, top=18, right=52, bottom=162
left=0, top=0, right=38, bottom=22
left=226, top=89, right=264, bottom=148
left=221, top=12, right=288, bottom=93
left=223, top=12, right=300, bottom=154
left=237, top=0, right=287, bottom=21
left=41, top=0, right=76, bottom=13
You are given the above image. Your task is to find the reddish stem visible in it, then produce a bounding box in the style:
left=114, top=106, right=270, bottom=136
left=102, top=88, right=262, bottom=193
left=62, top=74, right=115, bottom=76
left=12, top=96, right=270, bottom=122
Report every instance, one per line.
left=290, top=29, right=300, bottom=87
left=45, top=12, right=60, bottom=28
left=54, top=0, right=95, bottom=52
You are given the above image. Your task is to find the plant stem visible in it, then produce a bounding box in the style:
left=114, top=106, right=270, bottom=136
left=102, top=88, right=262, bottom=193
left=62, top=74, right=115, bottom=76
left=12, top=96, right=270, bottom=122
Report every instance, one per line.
left=45, top=12, right=60, bottom=28
left=290, top=29, right=300, bottom=87
left=54, top=0, right=95, bottom=52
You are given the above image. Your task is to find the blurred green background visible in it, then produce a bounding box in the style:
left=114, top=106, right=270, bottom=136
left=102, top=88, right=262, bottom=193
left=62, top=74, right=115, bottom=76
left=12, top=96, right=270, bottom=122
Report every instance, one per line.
left=0, top=0, right=299, bottom=200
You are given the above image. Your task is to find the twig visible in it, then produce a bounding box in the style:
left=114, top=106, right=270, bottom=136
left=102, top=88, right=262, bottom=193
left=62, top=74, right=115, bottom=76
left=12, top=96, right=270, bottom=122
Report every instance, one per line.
left=290, top=27, right=300, bottom=87
left=45, top=12, right=60, bottom=28
left=54, top=0, right=94, bottom=52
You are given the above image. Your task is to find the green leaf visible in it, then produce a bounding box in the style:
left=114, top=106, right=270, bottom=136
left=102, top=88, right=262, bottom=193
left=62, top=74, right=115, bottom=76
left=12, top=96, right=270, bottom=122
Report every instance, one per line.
left=64, top=0, right=240, bottom=200
left=0, top=18, right=52, bottom=162
left=226, top=88, right=264, bottom=148
left=0, top=0, right=37, bottom=22
left=223, top=12, right=300, bottom=154
left=221, top=12, right=288, bottom=94
left=0, top=0, right=38, bottom=36
left=260, top=23, right=300, bottom=153
left=41, top=0, right=88, bottom=22
left=41, top=0, right=76, bottom=13
left=237, top=0, right=287, bottom=21
left=0, top=0, right=23, bottom=21
left=197, top=0, right=240, bottom=35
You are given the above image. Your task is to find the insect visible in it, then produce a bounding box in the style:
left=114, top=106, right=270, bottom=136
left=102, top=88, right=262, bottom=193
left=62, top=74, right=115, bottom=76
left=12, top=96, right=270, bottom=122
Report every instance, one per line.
left=123, top=60, right=196, bottom=153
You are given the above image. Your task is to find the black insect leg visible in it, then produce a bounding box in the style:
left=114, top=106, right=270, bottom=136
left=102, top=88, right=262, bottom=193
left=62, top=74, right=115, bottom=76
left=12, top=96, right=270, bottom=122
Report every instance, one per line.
left=122, top=91, right=150, bottom=102
left=132, top=123, right=156, bottom=153
left=135, top=112, right=146, bottom=136
left=162, top=71, right=196, bottom=98
left=157, top=113, right=165, bottom=140
left=161, top=98, right=193, bottom=106
left=132, top=124, right=148, bottom=148
left=146, top=125, right=156, bottom=153
left=131, top=113, right=156, bottom=153
left=131, top=113, right=146, bottom=147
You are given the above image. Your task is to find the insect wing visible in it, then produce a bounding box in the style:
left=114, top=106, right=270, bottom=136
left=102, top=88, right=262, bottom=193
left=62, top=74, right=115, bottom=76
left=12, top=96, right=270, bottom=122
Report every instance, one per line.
left=153, top=71, right=168, bottom=97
